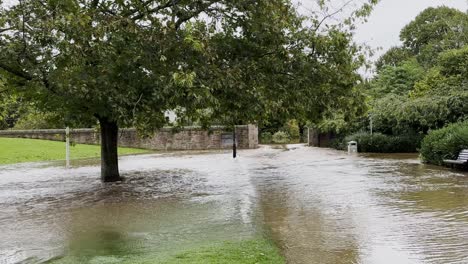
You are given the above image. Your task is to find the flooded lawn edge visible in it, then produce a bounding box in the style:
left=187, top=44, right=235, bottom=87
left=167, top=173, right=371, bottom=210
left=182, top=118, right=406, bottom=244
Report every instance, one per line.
left=45, top=238, right=285, bottom=264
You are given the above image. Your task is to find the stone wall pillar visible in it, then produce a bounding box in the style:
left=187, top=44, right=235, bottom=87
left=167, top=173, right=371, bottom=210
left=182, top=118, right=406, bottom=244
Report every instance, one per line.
left=307, top=127, right=320, bottom=147
left=247, top=124, right=259, bottom=149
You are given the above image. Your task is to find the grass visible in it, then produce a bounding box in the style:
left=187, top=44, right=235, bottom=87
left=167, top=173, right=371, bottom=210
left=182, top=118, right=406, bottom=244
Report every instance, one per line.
left=47, top=239, right=285, bottom=264
left=156, top=239, right=284, bottom=264
left=0, top=137, right=148, bottom=165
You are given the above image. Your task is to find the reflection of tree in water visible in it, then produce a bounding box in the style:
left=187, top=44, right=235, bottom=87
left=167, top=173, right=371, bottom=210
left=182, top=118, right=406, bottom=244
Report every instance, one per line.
left=382, top=162, right=468, bottom=212
left=253, top=172, right=361, bottom=264
left=369, top=159, right=468, bottom=263
left=67, top=226, right=139, bottom=259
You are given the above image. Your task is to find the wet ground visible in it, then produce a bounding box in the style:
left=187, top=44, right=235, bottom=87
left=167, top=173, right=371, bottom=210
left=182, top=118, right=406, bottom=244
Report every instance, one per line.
left=0, top=145, right=467, bottom=264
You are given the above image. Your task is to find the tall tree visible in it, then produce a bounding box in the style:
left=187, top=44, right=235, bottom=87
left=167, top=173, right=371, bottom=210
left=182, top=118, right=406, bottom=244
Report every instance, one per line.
left=400, top=6, right=468, bottom=67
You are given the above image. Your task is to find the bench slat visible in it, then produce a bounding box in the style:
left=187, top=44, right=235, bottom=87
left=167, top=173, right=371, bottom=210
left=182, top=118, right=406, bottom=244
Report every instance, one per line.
left=444, top=160, right=467, bottom=165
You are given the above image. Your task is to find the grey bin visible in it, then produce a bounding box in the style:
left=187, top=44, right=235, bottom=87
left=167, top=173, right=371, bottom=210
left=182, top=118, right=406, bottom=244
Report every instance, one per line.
left=348, top=141, right=358, bottom=154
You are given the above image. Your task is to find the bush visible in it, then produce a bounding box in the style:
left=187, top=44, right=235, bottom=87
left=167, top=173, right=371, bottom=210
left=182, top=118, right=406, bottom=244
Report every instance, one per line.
left=420, top=121, right=468, bottom=165
left=283, top=119, right=300, bottom=140
left=260, top=132, right=273, bottom=144
left=272, top=131, right=290, bottom=144
left=13, top=112, right=62, bottom=130
left=341, top=132, right=423, bottom=153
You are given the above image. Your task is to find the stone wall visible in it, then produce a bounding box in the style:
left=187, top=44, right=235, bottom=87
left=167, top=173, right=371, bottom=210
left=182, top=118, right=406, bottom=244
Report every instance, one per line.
left=0, top=125, right=259, bottom=151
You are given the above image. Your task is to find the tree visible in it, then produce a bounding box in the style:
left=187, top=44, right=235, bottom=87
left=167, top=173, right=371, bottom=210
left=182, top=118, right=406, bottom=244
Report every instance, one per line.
left=375, top=46, right=413, bottom=72
left=400, top=6, right=468, bottom=67
left=370, top=59, right=424, bottom=97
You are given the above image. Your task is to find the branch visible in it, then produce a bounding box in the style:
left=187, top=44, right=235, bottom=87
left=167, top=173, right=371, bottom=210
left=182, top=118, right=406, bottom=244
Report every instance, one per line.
left=0, top=88, right=10, bottom=94
left=0, top=62, right=33, bottom=81
left=130, top=0, right=181, bottom=21
left=313, top=0, right=354, bottom=32
left=93, top=0, right=102, bottom=8
left=0, top=27, right=13, bottom=34
left=174, top=1, right=220, bottom=30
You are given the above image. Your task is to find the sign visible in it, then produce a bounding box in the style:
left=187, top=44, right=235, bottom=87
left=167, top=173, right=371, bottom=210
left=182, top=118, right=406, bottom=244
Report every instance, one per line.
left=221, top=133, right=234, bottom=147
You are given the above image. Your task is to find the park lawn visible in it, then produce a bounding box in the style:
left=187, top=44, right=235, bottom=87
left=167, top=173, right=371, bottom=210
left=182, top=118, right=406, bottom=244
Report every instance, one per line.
left=154, top=239, right=285, bottom=264
left=48, top=239, right=285, bottom=264
left=0, top=138, right=148, bottom=165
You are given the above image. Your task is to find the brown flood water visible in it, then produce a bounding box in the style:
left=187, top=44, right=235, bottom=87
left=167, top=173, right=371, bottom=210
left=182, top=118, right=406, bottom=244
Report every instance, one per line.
left=0, top=145, right=467, bottom=264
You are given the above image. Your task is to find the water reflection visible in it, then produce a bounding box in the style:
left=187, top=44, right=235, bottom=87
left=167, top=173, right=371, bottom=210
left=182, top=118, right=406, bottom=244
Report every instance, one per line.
left=0, top=146, right=467, bottom=263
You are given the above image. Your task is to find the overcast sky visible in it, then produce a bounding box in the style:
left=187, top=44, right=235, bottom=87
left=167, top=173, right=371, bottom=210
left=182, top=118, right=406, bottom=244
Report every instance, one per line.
left=354, top=0, right=466, bottom=57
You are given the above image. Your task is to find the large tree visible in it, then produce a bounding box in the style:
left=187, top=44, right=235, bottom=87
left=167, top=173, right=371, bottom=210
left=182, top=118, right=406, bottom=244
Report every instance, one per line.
left=400, top=6, right=468, bottom=67
left=0, top=0, right=377, bottom=181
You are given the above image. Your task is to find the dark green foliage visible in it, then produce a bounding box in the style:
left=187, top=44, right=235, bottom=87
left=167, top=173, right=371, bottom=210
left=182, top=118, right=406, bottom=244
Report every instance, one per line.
left=375, top=46, right=414, bottom=72
left=260, top=132, right=273, bottom=144
left=260, top=119, right=300, bottom=144
left=272, top=131, right=290, bottom=144
left=438, top=46, right=468, bottom=77
left=282, top=119, right=300, bottom=140
left=0, top=93, right=22, bottom=129
left=340, top=132, right=423, bottom=153
left=400, top=6, right=468, bottom=67
left=370, top=59, right=425, bottom=97
left=367, top=7, right=468, bottom=141
left=420, top=121, right=468, bottom=165
left=371, top=92, right=468, bottom=135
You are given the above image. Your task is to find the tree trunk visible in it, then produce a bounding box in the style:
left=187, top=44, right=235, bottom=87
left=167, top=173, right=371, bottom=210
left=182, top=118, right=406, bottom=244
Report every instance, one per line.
left=98, top=117, right=121, bottom=182
left=232, top=128, right=237, bottom=159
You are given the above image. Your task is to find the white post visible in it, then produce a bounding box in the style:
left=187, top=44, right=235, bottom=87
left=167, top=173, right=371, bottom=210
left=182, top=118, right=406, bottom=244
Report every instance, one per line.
left=66, top=127, right=70, bottom=169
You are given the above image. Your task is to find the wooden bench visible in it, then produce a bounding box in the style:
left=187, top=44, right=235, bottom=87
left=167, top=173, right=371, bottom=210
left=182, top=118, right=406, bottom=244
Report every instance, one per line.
left=443, top=149, right=468, bottom=168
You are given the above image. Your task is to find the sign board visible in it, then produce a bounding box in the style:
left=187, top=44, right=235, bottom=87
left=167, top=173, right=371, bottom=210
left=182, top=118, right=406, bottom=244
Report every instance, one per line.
left=221, top=133, right=234, bottom=147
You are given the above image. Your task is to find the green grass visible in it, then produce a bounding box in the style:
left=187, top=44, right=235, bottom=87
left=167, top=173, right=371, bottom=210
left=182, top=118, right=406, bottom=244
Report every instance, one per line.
left=0, top=138, right=148, bottom=165
left=47, top=239, right=285, bottom=264
left=156, top=239, right=284, bottom=264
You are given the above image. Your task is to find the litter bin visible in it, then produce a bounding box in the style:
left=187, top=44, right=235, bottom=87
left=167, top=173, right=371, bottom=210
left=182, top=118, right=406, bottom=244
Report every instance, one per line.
left=348, top=141, right=358, bottom=154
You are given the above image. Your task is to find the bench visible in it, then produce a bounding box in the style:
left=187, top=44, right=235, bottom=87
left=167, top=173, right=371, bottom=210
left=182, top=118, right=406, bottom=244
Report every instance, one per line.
left=443, top=149, right=468, bottom=168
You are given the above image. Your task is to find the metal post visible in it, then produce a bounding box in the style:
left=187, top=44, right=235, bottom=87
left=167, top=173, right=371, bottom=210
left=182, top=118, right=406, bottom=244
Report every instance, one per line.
left=232, top=126, right=237, bottom=159
left=66, top=127, right=70, bottom=168
left=370, top=114, right=373, bottom=136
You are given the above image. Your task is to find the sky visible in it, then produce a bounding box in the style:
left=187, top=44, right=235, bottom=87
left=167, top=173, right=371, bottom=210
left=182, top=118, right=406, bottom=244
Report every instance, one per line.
left=353, top=0, right=467, bottom=57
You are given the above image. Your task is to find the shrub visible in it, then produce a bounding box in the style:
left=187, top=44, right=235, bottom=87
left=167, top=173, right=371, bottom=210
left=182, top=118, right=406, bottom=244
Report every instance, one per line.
left=283, top=119, right=300, bottom=140
left=420, top=121, right=468, bottom=165
left=13, top=112, right=61, bottom=130
left=260, top=132, right=273, bottom=144
left=272, top=131, right=290, bottom=144
left=342, top=132, right=423, bottom=153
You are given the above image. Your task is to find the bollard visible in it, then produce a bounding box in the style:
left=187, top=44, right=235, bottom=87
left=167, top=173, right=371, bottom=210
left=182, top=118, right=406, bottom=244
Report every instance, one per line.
left=66, top=127, right=70, bottom=168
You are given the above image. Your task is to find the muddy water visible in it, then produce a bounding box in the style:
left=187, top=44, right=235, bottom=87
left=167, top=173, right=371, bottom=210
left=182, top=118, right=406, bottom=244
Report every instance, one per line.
left=0, top=146, right=467, bottom=264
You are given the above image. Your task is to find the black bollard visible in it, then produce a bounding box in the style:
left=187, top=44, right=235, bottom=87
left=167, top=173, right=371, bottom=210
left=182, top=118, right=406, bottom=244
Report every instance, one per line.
left=232, top=129, right=237, bottom=159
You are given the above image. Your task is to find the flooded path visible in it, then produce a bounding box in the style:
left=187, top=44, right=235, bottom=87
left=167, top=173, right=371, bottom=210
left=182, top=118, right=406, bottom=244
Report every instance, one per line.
left=0, top=145, right=467, bottom=263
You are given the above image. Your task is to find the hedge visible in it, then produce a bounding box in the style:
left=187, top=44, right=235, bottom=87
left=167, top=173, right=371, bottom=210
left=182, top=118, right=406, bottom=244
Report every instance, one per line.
left=336, top=132, right=423, bottom=153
